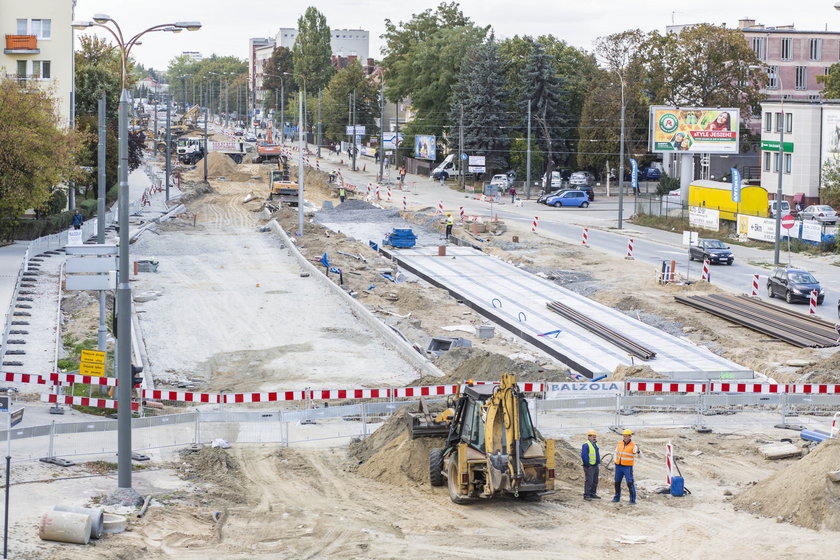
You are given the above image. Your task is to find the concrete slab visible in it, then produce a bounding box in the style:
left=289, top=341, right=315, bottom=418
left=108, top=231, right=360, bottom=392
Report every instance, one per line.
left=388, top=246, right=754, bottom=380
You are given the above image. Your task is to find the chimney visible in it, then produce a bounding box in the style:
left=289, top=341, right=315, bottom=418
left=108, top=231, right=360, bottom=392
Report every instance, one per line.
left=738, top=18, right=756, bottom=29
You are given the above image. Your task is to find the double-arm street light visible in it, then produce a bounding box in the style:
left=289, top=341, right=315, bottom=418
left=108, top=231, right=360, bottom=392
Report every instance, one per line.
left=71, top=14, right=200, bottom=503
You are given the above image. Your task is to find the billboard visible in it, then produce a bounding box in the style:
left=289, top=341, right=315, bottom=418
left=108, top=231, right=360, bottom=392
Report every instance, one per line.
left=414, top=135, right=436, bottom=160
left=820, top=107, right=840, bottom=169
left=650, top=106, right=739, bottom=154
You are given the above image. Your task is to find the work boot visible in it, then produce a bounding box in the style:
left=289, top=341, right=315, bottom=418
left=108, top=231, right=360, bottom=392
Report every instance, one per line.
left=591, top=495, right=602, bottom=499
left=584, top=497, right=592, bottom=501
left=612, top=481, right=621, bottom=502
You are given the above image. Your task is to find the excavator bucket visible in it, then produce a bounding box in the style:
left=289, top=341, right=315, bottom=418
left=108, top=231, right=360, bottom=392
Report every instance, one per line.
left=406, top=398, right=450, bottom=440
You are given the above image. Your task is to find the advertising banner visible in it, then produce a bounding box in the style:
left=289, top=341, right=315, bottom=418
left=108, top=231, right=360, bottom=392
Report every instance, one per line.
left=630, top=158, right=638, bottom=191
left=731, top=168, right=741, bottom=203
left=737, top=215, right=776, bottom=242
left=650, top=106, right=739, bottom=154
left=821, top=107, right=840, bottom=168
left=468, top=155, right=485, bottom=173
left=545, top=381, right=624, bottom=399
left=689, top=206, right=720, bottom=231
left=414, top=135, right=436, bottom=160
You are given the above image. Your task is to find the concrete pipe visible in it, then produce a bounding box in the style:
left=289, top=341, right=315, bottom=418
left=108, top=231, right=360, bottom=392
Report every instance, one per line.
left=39, top=511, right=91, bottom=545
left=52, top=505, right=104, bottom=539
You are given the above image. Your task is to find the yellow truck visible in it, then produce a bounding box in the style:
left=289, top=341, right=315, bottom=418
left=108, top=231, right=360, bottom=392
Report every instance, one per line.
left=689, top=179, right=768, bottom=221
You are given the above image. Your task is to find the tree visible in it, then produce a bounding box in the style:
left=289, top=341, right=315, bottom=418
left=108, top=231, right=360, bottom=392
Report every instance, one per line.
left=508, top=137, right=543, bottom=185
left=262, top=46, right=295, bottom=112
left=320, top=61, right=379, bottom=142
left=74, top=36, right=124, bottom=121
left=0, top=79, right=84, bottom=240
left=817, top=64, right=840, bottom=99
left=819, top=156, right=840, bottom=209
left=449, top=37, right=509, bottom=175
left=381, top=3, right=486, bottom=142
left=293, top=7, right=334, bottom=92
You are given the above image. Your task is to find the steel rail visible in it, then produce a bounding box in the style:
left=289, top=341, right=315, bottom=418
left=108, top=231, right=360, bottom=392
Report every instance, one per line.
left=546, top=301, right=657, bottom=360
left=675, top=294, right=839, bottom=348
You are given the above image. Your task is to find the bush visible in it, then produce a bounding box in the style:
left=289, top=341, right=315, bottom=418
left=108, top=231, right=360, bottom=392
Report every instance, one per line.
left=657, top=174, right=680, bottom=196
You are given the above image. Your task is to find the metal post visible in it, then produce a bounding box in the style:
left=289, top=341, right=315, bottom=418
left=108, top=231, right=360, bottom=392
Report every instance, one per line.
left=165, top=100, right=171, bottom=201
left=379, top=81, right=385, bottom=182
left=775, top=106, right=784, bottom=265
left=203, top=107, right=208, bottom=182
left=153, top=86, right=158, bottom=160
left=97, top=93, right=107, bottom=353
left=618, top=79, right=626, bottom=229
left=351, top=90, right=357, bottom=172
left=117, top=89, right=133, bottom=492
left=4, top=409, right=12, bottom=559
left=182, top=76, right=187, bottom=110
left=395, top=101, right=400, bottom=171
left=280, top=78, right=285, bottom=145
left=526, top=100, right=531, bottom=199
left=459, top=104, right=464, bottom=190
left=317, top=89, right=322, bottom=158
left=298, top=90, right=304, bottom=235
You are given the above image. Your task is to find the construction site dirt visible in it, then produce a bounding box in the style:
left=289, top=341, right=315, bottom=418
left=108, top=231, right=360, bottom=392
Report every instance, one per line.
left=23, top=152, right=840, bottom=558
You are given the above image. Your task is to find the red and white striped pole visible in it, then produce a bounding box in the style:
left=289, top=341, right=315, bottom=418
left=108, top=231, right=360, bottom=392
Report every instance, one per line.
left=438, top=200, right=444, bottom=214
left=626, top=238, right=634, bottom=260
left=367, top=183, right=372, bottom=198
left=701, top=259, right=710, bottom=282
left=387, top=187, right=391, bottom=202
left=402, top=196, right=407, bottom=211
left=375, top=184, right=381, bottom=200
left=532, top=216, right=539, bottom=232
left=665, top=441, right=673, bottom=485
left=751, top=274, right=759, bottom=297
left=582, top=228, right=589, bottom=246
left=459, top=206, right=464, bottom=222
left=809, top=290, right=818, bottom=315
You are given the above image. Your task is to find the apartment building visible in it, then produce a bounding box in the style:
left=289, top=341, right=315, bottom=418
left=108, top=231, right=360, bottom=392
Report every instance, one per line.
left=0, top=0, right=75, bottom=126
left=249, top=37, right=275, bottom=111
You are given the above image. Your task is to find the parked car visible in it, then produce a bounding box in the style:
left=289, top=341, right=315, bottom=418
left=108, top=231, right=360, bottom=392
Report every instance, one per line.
left=642, top=167, right=661, bottom=180
left=768, top=200, right=791, bottom=217
left=689, top=238, right=734, bottom=265
left=537, top=189, right=567, bottom=204
left=766, top=267, right=825, bottom=304
left=569, top=171, right=596, bottom=188
left=245, top=133, right=258, bottom=143
left=799, top=204, right=838, bottom=224
left=541, top=171, right=563, bottom=189
left=576, top=184, right=595, bottom=201
left=546, top=190, right=590, bottom=208
left=489, top=174, right=513, bottom=190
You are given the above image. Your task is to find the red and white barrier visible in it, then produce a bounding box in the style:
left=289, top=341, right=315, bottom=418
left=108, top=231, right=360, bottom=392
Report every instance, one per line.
left=375, top=184, right=381, bottom=200
left=41, top=393, right=138, bottom=410
left=582, top=228, right=589, bottom=246
left=626, top=382, right=707, bottom=393
left=402, top=197, right=407, bottom=211
left=665, top=441, right=674, bottom=485
left=459, top=207, right=464, bottom=222
left=701, top=259, right=710, bottom=282
left=0, top=372, right=49, bottom=386
left=48, top=373, right=118, bottom=386
left=387, top=187, right=391, bottom=202
left=438, top=201, right=444, bottom=214
left=809, top=290, right=818, bottom=315
left=626, top=238, right=634, bottom=259
left=532, top=216, right=539, bottom=233
left=710, top=383, right=786, bottom=393
left=141, top=390, right=221, bottom=403
left=751, top=274, right=759, bottom=297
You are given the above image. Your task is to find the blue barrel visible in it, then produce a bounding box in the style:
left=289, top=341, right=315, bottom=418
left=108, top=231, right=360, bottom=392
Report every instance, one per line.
left=670, top=476, right=685, bottom=497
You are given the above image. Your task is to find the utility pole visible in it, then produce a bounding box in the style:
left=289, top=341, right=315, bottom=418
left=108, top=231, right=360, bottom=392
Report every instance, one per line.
left=317, top=89, right=322, bottom=158
left=297, top=91, right=304, bottom=235
left=618, top=77, right=626, bottom=229
left=351, top=89, right=357, bottom=172
left=347, top=93, right=352, bottom=167
left=526, top=99, right=532, bottom=199
left=459, top=104, right=465, bottom=190
left=203, top=107, right=208, bottom=182
left=395, top=99, right=400, bottom=171
left=153, top=86, right=158, bottom=160
left=280, top=79, right=285, bottom=144
left=379, top=79, right=385, bottom=182
left=97, top=93, right=107, bottom=354
left=165, top=98, right=171, bottom=201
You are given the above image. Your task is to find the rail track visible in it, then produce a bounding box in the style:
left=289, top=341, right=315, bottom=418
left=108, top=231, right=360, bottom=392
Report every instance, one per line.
left=675, top=294, right=840, bottom=348
left=546, top=300, right=657, bottom=360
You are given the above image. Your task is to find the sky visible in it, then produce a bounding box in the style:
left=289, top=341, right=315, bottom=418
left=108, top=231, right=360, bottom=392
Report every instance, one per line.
left=73, top=0, right=840, bottom=71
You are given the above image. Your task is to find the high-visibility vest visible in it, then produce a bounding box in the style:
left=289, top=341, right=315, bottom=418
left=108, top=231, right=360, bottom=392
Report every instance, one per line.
left=616, top=440, right=638, bottom=466
left=585, top=441, right=598, bottom=466
left=446, top=217, right=454, bottom=226
left=339, top=188, right=345, bottom=196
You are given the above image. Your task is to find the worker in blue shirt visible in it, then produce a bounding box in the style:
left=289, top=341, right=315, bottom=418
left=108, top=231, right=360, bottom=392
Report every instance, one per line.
left=581, top=430, right=601, bottom=500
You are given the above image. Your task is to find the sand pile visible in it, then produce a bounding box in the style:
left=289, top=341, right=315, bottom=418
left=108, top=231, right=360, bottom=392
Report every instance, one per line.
left=801, top=350, right=840, bottom=383
left=418, top=348, right=566, bottom=385
left=610, top=364, right=667, bottom=380
left=734, top=438, right=840, bottom=530
left=349, top=406, right=416, bottom=464
left=176, top=446, right=245, bottom=503
left=357, top=432, right=445, bottom=485
left=201, top=151, right=238, bottom=178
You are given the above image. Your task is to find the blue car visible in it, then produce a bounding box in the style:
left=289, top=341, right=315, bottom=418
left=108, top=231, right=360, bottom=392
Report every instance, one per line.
left=546, top=190, right=590, bottom=208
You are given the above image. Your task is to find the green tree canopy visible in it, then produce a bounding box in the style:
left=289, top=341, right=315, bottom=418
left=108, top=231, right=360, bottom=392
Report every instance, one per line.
left=262, top=46, right=296, bottom=112
left=293, top=7, right=334, bottom=92
left=74, top=36, right=125, bottom=121
left=320, top=61, right=379, bottom=143
left=820, top=156, right=840, bottom=209
left=0, top=79, right=84, bottom=240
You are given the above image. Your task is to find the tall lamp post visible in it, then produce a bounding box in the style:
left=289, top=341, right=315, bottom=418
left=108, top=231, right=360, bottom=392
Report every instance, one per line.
left=615, top=70, right=627, bottom=230
left=71, top=14, right=200, bottom=503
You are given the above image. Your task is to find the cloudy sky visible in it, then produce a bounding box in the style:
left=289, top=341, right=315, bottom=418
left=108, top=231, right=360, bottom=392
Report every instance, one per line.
left=73, top=0, right=840, bottom=70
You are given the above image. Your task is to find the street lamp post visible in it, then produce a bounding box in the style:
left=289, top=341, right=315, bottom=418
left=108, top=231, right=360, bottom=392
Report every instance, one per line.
left=616, top=71, right=627, bottom=230
left=71, top=14, right=200, bottom=503
left=775, top=99, right=785, bottom=266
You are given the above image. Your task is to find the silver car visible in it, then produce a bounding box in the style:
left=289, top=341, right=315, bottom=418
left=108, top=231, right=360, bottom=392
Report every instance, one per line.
left=799, top=205, right=838, bottom=224
left=569, top=171, right=595, bottom=188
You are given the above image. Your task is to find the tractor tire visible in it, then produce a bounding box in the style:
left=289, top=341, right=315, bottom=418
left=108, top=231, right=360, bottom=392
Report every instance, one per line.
left=429, top=448, right=445, bottom=487
left=447, top=460, right=471, bottom=504
left=232, top=154, right=243, bottom=164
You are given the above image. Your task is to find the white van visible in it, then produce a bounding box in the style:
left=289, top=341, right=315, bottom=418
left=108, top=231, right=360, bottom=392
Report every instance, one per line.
left=431, top=154, right=458, bottom=180
left=541, top=171, right=563, bottom=189
left=769, top=200, right=791, bottom=217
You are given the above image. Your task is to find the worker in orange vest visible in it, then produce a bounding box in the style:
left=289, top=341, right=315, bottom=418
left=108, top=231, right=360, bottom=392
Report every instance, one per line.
left=613, top=429, right=640, bottom=504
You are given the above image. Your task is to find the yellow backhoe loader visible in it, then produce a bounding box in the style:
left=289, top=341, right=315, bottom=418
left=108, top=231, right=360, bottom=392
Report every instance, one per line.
left=419, top=373, right=555, bottom=503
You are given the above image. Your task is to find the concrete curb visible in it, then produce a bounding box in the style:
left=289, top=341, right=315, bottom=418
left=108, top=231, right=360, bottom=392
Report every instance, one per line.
left=265, top=213, right=444, bottom=379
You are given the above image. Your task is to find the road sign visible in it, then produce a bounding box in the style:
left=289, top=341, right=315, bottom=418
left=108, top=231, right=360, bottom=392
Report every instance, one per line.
left=460, top=153, right=468, bottom=161
left=345, top=125, right=366, bottom=136
left=66, top=256, right=117, bottom=274
left=10, top=408, right=23, bottom=428
left=80, top=349, right=106, bottom=377
left=781, top=214, right=795, bottom=230
left=80, top=362, right=105, bottom=377
left=80, top=349, right=106, bottom=364
left=65, top=244, right=117, bottom=256
left=0, top=396, right=8, bottom=412
left=65, top=272, right=116, bottom=291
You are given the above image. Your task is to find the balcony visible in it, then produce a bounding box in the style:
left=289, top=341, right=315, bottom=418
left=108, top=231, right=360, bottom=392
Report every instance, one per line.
left=5, top=35, right=39, bottom=54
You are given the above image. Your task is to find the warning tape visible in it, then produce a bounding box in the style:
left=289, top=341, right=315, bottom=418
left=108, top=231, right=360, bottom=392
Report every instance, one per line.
left=626, top=382, right=707, bottom=393
left=41, top=393, right=138, bottom=410
left=627, top=382, right=840, bottom=394
left=141, top=390, right=221, bottom=403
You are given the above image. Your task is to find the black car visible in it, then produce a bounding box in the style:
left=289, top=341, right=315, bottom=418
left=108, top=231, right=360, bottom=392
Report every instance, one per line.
left=689, top=239, right=733, bottom=265
left=576, top=185, right=595, bottom=201
left=767, top=268, right=825, bottom=304
left=537, top=189, right=567, bottom=204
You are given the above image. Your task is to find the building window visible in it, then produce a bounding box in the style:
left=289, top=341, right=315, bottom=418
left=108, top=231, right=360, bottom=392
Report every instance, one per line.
left=16, top=19, right=26, bottom=34
left=784, top=153, right=792, bottom=174
left=786, top=113, right=793, bottom=133
left=752, top=37, right=766, bottom=60
left=764, top=151, right=771, bottom=171
left=16, top=18, right=51, bottom=39
left=781, top=38, right=792, bottom=61
left=795, top=66, right=807, bottom=90
left=16, top=60, right=26, bottom=77
left=765, top=112, right=772, bottom=132
left=33, top=60, right=50, bottom=79
left=809, top=38, right=822, bottom=61
left=774, top=152, right=781, bottom=172
left=809, top=94, right=822, bottom=101
left=767, top=66, right=778, bottom=89
left=775, top=112, right=783, bottom=132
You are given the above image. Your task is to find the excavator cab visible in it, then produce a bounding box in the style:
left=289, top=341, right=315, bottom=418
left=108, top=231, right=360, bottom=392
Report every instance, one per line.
left=428, top=374, right=555, bottom=504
